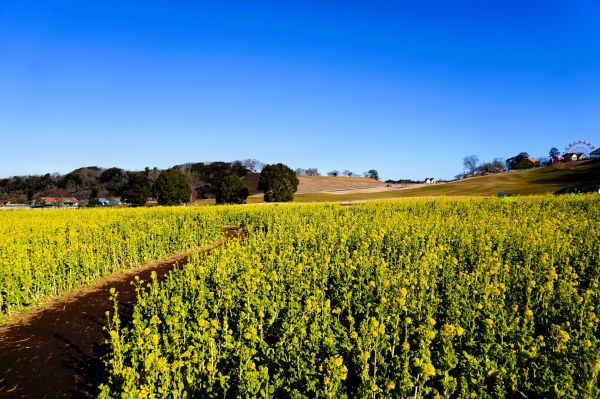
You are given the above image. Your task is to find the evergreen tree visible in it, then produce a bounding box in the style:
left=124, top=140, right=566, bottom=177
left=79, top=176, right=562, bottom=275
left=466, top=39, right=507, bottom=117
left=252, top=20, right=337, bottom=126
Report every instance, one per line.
left=216, top=175, right=249, bottom=204
left=153, top=168, right=191, bottom=205
left=258, top=163, right=299, bottom=202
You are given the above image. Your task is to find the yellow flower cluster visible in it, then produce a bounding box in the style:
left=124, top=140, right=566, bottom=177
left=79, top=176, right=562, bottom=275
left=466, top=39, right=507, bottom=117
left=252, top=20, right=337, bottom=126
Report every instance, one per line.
left=0, top=206, right=227, bottom=316
left=12, top=196, right=595, bottom=398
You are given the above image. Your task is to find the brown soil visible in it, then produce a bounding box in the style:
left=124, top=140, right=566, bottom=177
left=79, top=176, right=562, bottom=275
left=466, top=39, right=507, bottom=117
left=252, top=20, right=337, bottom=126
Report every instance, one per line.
left=241, top=173, right=390, bottom=196
left=0, top=226, right=246, bottom=399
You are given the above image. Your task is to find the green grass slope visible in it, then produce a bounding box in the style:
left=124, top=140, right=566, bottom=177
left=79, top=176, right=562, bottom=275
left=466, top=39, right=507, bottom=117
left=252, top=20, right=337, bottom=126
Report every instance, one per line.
left=292, top=160, right=600, bottom=202
left=196, top=160, right=599, bottom=205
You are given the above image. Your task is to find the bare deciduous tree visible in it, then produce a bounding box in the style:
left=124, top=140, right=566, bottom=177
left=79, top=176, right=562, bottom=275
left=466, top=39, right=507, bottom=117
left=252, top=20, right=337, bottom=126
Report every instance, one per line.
left=463, top=155, right=479, bottom=175
left=491, top=158, right=505, bottom=172
left=241, top=159, right=264, bottom=173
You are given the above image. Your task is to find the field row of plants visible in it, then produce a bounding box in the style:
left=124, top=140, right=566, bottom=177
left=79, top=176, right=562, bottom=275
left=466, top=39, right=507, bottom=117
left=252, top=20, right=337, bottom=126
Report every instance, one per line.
left=0, top=207, right=232, bottom=316
left=99, top=197, right=599, bottom=398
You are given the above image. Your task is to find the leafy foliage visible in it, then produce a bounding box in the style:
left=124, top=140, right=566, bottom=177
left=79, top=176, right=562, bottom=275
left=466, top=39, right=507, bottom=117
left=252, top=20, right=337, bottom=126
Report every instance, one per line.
left=366, top=169, right=379, bottom=180
left=258, top=163, right=299, bottom=202
left=57, top=171, right=83, bottom=189
left=154, top=168, right=191, bottom=205
left=122, top=171, right=152, bottom=205
left=101, top=197, right=600, bottom=398
left=216, top=174, right=249, bottom=205
left=189, top=161, right=250, bottom=199
left=506, top=152, right=530, bottom=170
left=0, top=207, right=226, bottom=315
left=0, top=161, right=257, bottom=203
left=100, top=168, right=126, bottom=184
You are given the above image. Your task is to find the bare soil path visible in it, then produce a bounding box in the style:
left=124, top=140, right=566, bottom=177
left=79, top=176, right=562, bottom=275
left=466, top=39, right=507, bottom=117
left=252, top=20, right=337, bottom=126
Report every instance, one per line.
left=0, top=226, right=246, bottom=399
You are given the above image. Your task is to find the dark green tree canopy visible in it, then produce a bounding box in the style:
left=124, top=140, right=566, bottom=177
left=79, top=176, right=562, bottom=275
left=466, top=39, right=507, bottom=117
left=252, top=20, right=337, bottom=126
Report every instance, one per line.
left=100, top=167, right=125, bottom=183
left=366, top=169, right=379, bottom=180
left=87, top=198, right=102, bottom=207
left=190, top=161, right=250, bottom=198
left=122, top=172, right=152, bottom=205
left=506, top=152, right=530, bottom=170
left=153, top=168, right=191, bottom=205
left=549, top=147, right=560, bottom=158
left=258, top=163, right=299, bottom=202
left=216, top=174, right=250, bottom=205
left=0, top=160, right=254, bottom=203
left=57, top=171, right=83, bottom=189
left=100, top=167, right=128, bottom=194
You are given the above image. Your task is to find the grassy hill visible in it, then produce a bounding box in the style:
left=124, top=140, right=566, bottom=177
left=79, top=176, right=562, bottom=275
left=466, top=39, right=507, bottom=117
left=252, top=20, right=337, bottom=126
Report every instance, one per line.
left=288, top=160, right=599, bottom=202
left=242, top=174, right=387, bottom=195
left=295, top=175, right=385, bottom=194
left=197, top=160, right=599, bottom=205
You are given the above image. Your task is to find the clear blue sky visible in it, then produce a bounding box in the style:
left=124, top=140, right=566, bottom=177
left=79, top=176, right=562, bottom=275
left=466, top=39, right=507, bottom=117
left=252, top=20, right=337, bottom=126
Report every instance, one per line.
left=1, top=1, right=599, bottom=180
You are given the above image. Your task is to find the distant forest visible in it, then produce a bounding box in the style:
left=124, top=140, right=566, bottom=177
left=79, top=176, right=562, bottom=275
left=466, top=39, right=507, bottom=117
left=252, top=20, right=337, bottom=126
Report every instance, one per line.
left=0, top=160, right=258, bottom=204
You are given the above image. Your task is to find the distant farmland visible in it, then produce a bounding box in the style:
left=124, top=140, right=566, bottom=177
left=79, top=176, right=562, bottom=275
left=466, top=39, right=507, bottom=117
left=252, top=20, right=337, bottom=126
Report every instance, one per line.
left=239, top=160, right=599, bottom=204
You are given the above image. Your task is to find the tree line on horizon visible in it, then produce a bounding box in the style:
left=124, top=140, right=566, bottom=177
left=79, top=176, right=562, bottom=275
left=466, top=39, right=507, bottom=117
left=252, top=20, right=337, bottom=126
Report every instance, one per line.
left=459, top=147, right=566, bottom=179
left=0, top=158, right=386, bottom=206
left=0, top=160, right=251, bottom=205
left=294, top=168, right=380, bottom=180
left=0, top=159, right=303, bottom=206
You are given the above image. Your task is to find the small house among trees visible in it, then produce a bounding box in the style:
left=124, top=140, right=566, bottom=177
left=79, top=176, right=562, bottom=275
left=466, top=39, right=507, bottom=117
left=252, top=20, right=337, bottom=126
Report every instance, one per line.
left=31, top=197, right=79, bottom=208
left=562, top=153, right=588, bottom=161
left=144, top=198, right=159, bottom=207
left=506, top=153, right=536, bottom=170
left=590, top=148, right=600, bottom=159
left=424, top=178, right=436, bottom=184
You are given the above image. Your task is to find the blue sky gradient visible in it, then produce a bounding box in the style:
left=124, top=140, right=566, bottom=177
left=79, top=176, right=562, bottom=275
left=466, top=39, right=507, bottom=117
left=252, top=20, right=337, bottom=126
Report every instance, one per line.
left=1, top=1, right=599, bottom=180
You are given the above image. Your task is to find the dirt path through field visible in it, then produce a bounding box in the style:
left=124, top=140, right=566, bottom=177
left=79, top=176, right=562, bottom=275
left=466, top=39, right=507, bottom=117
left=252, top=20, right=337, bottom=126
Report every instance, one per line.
left=0, top=226, right=246, bottom=399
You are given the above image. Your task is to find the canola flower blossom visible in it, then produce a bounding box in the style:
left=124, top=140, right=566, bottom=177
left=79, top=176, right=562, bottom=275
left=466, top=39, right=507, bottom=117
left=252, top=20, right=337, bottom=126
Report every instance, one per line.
left=97, top=197, right=600, bottom=398
left=0, top=206, right=227, bottom=316
left=1, top=196, right=598, bottom=398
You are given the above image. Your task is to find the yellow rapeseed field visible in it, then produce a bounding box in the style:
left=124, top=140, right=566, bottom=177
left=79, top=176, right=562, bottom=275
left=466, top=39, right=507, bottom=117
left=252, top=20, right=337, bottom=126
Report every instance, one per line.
left=0, top=207, right=226, bottom=316
left=95, top=196, right=599, bottom=398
